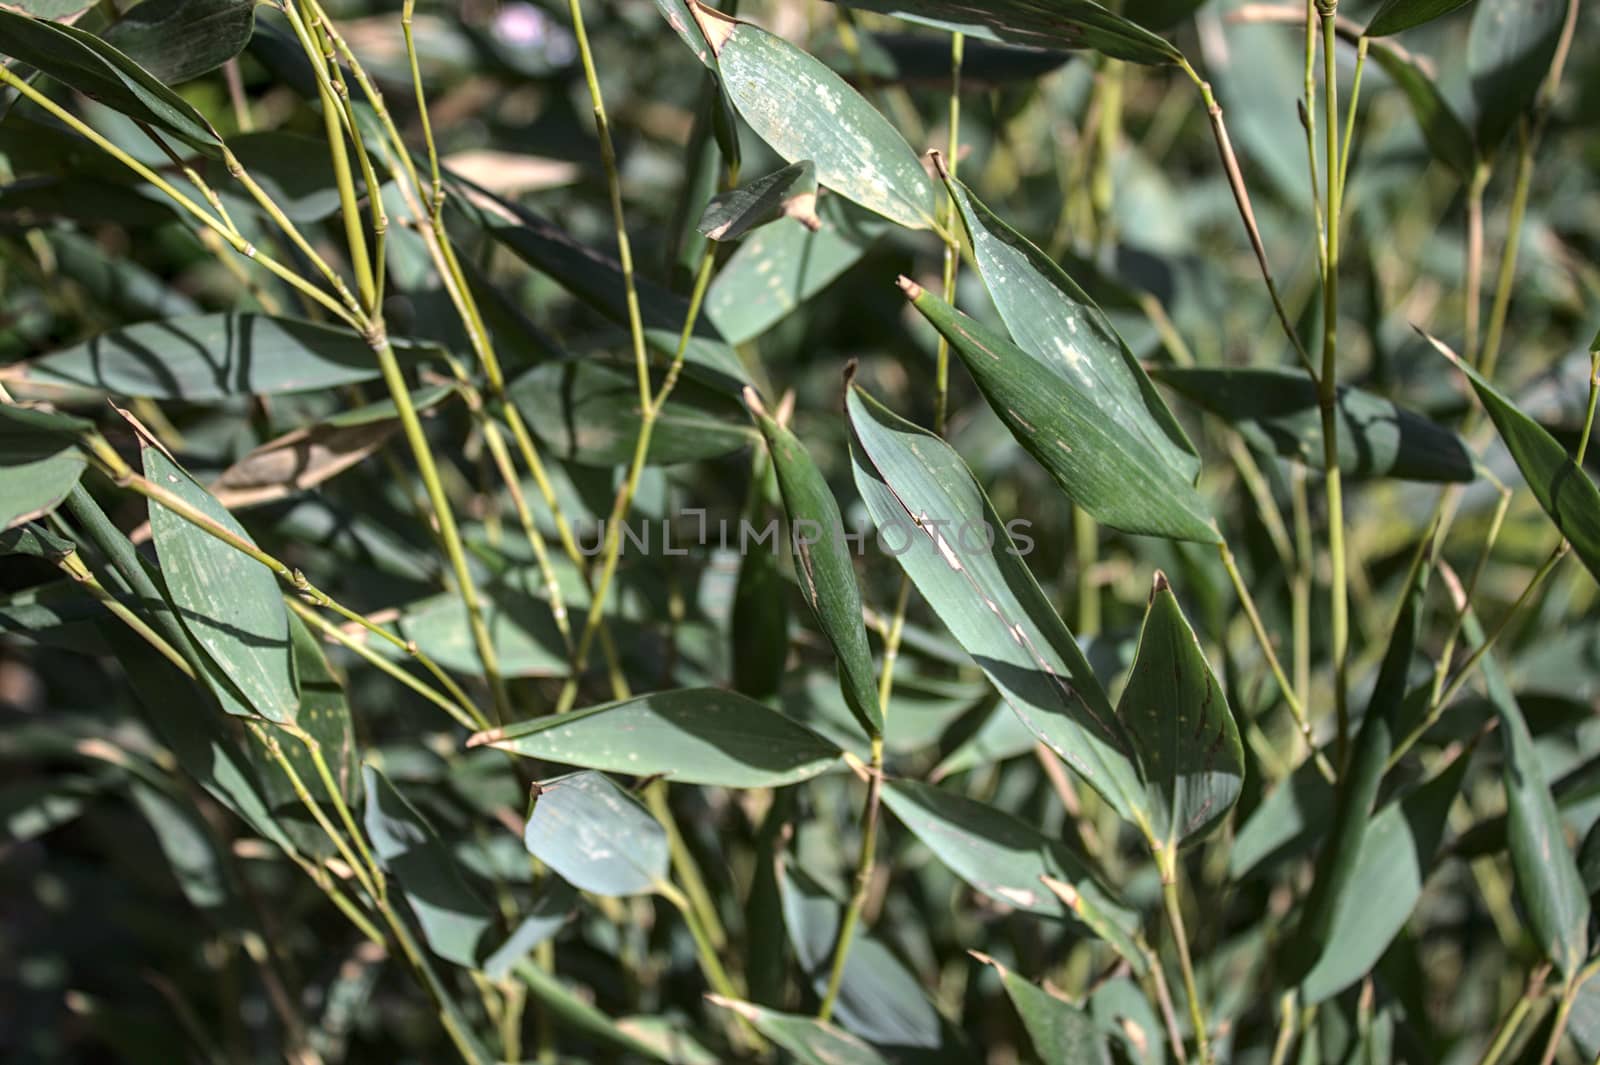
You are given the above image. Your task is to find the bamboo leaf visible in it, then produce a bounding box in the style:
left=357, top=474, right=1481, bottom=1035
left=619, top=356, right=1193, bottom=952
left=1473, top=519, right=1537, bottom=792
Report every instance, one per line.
left=899, top=280, right=1219, bottom=543
left=1119, top=573, right=1243, bottom=849
left=102, top=0, right=255, bottom=84
left=471, top=687, right=844, bottom=787
left=748, top=391, right=881, bottom=738
left=0, top=9, right=224, bottom=155
left=1434, top=335, right=1600, bottom=583
left=824, top=0, right=1184, bottom=65
left=1367, top=0, right=1477, bottom=35
left=1467, top=0, right=1567, bottom=154
left=0, top=404, right=90, bottom=530
left=943, top=172, right=1200, bottom=485
left=705, top=999, right=892, bottom=1065
left=0, top=521, right=74, bottom=560
left=881, top=780, right=1143, bottom=966
left=971, top=953, right=1111, bottom=1065
left=847, top=383, right=1147, bottom=823
left=690, top=3, right=939, bottom=230
left=364, top=765, right=498, bottom=968
left=1368, top=42, right=1478, bottom=176
left=731, top=525, right=789, bottom=701
left=142, top=436, right=298, bottom=724
left=523, top=770, right=669, bottom=897
left=699, top=161, right=818, bottom=242
left=510, top=361, right=755, bottom=468
left=19, top=314, right=443, bottom=401
left=513, top=958, right=685, bottom=1061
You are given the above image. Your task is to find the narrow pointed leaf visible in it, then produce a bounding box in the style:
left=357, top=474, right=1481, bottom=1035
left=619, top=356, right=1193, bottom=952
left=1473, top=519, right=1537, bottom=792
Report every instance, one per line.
left=1367, top=0, right=1477, bottom=35
left=973, top=953, right=1111, bottom=1065
left=881, top=780, right=1143, bottom=965
left=749, top=394, right=881, bottom=737
left=143, top=439, right=298, bottom=724
left=102, top=0, right=255, bottom=84
left=0, top=404, right=90, bottom=529
left=944, top=173, right=1199, bottom=484
left=364, top=765, right=497, bottom=968
left=691, top=3, right=938, bottom=230
left=0, top=522, right=74, bottom=560
left=699, top=161, right=817, bottom=242
left=482, top=882, right=576, bottom=980
left=847, top=384, right=1147, bottom=823
left=0, top=9, right=223, bottom=155
left=523, top=770, right=669, bottom=897
left=512, top=959, right=685, bottom=1061
left=1372, top=42, right=1479, bottom=176
left=901, top=281, right=1218, bottom=543
left=472, top=687, right=844, bottom=787
left=1468, top=0, right=1567, bottom=154
left=731, top=524, right=788, bottom=700
left=21, top=314, right=443, bottom=401
left=825, top=0, right=1183, bottom=64
left=1119, top=573, right=1243, bottom=849
left=706, top=999, right=891, bottom=1065
left=1437, top=336, right=1600, bottom=583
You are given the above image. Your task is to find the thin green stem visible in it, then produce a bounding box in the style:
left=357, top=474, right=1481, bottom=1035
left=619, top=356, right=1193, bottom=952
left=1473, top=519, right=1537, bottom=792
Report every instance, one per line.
left=251, top=723, right=380, bottom=904
left=934, top=30, right=964, bottom=435
left=1480, top=123, right=1533, bottom=385
left=644, top=780, right=728, bottom=953
left=1160, top=855, right=1211, bottom=1065
left=54, top=547, right=195, bottom=678
left=818, top=735, right=885, bottom=1022
left=656, top=882, right=763, bottom=1051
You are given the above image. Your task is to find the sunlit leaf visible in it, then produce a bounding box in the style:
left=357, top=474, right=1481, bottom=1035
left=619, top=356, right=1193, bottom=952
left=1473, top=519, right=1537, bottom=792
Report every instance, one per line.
left=0, top=404, right=90, bottom=530
left=972, top=953, right=1110, bottom=1065
left=699, top=160, right=818, bottom=242
left=706, top=998, right=892, bottom=1065
left=102, top=0, right=255, bottom=84
left=523, top=770, right=669, bottom=897
left=825, top=0, right=1184, bottom=65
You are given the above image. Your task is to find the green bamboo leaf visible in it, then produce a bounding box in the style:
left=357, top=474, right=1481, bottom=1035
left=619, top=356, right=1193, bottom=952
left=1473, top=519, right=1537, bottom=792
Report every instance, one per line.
left=0, top=521, right=74, bottom=560
left=204, top=132, right=347, bottom=223
left=1293, top=560, right=1430, bottom=995
left=1119, top=573, right=1243, bottom=849
left=0, top=9, right=224, bottom=155
left=747, top=391, right=880, bottom=738
left=1467, top=0, right=1567, bottom=154
left=1433, top=334, right=1600, bottom=583
left=6, top=1, right=95, bottom=18
left=1298, top=756, right=1470, bottom=1004
left=1121, top=0, right=1208, bottom=30
left=942, top=171, right=1199, bottom=485
left=513, top=959, right=701, bottom=1062
left=142, top=437, right=298, bottom=725
left=899, top=280, right=1219, bottom=543
left=847, top=384, right=1147, bottom=823
left=1155, top=364, right=1476, bottom=482
left=880, top=780, right=1143, bottom=966
left=397, top=568, right=571, bottom=679
left=509, top=361, right=755, bottom=468
left=690, top=3, right=938, bottom=230
left=653, top=0, right=718, bottom=68
left=779, top=864, right=955, bottom=1051
left=1367, top=0, right=1477, bottom=35
left=705, top=196, right=887, bottom=345
left=481, top=882, right=576, bottom=981
left=699, top=161, right=818, bottom=242
left=0, top=771, right=115, bottom=845
left=46, top=229, right=200, bottom=318
left=731, top=525, right=789, bottom=701
left=21, top=314, right=443, bottom=401
left=455, top=183, right=750, bottom=394
left=1465, top=608, right=1592, bottom=976
left=471, top=687, right=844, bottom=787
left=972, top=953, right=1111, bottom=1065
left=1370, top=41, right=1478, bottom=176
left=705, top=999, right=891, bottom=1065
left=523, top=770, right=669, bottom=897
left=825, top=0, right=1184, bottom=64
left=0, top=404, right=90, bottom=530
left=102, top=0, right=255, bottom=84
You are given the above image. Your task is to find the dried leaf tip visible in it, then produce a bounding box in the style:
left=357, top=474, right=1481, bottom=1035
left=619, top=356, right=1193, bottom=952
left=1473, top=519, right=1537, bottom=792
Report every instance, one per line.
left=687, top=0, right=737, bottom=56
left=465, top=727, right=506, bottom=748
left=1414, top=325, right=1462, bottom=367
left=842, top=357, right=860, bottom=389
left=927, top=148, right=951, bottom=181
left=782, top=191, right=822, bottom=231
left=741, top=385, right=769, bottom=419
left=774, top=389, right=797, bottom=428
left=1151, top=570, right=1171, bottom=599
left=896, top=275, right=925, bottom=300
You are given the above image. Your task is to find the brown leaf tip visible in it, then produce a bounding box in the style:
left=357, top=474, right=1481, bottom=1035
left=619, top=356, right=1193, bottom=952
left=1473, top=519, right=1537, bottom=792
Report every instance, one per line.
left=465, top=727, right=504, bottom=749
left=1151, top=570, right=1170, bottom=598
left=927, top=148, right=951, bottom=181
left=843, top=357, right=859, bottom=389
left=741, top=385, right=769, bottom=419
left=896, top=275, right=924, bottom=301
left=687, top=0, right=737, bottom=56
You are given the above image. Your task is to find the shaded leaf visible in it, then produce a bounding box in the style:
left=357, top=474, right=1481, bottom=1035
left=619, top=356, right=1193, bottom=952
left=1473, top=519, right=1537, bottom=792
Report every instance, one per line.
left=881, top=780, right=1143, bottom=965
left=510, top=360, right=754, bottom=468
left=513, top=959, right=685, bottom=1061
left=0, top=9, right=223, bottom=154
left=1367, top=0, right=1477, bottom=36
left=0, top=403, right=90, bottom=530
left=972, top=953, right=1111, bottom=1065
left=1467, top=0, right=1567, bottom=153
left=825, top=0, right=1183, bottom=65
left=102, top=0, right=255, bottom=84
left=204, top=132, right=347, bottom=223
left=847, top=383, right=1146, bottom=822
left=0, top=521, right=74, bottom=560
left=692, top=3, right=938, bottom=230
left=364, top=765, right=497, bottom=968
left=944, top=172, right=1199, bottom=484
left=749, top=392, right=880, bottom=737
left=706, top=998, right=891, bottom=1065
left=523, top=770, right=668, bottom=897
left=731, top=524, right=789, bottom=700
left=1436, top=335, right=1600, bottom=583
left=699, top=160, right=818, bottom=242
left=902, top=282, right=1218, bottom=542
left=1154, top=365, right=1476, bottom=482
left=143, top=437, right=298, bottom=724
left=398, top=571, right=569, bottom=679
left=482, top=881, right=577, bottom=981
left=473, top=687, right=844, bottom=788
left=129, top=781, right=231, bottom=913
left=1369, top=42, right=1478, bottom=176
left=21, top=314, right=442, bottom=401
left=1119, top=573, right=1243, bottom=849
left=209, top=404, right=430, bottom=510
